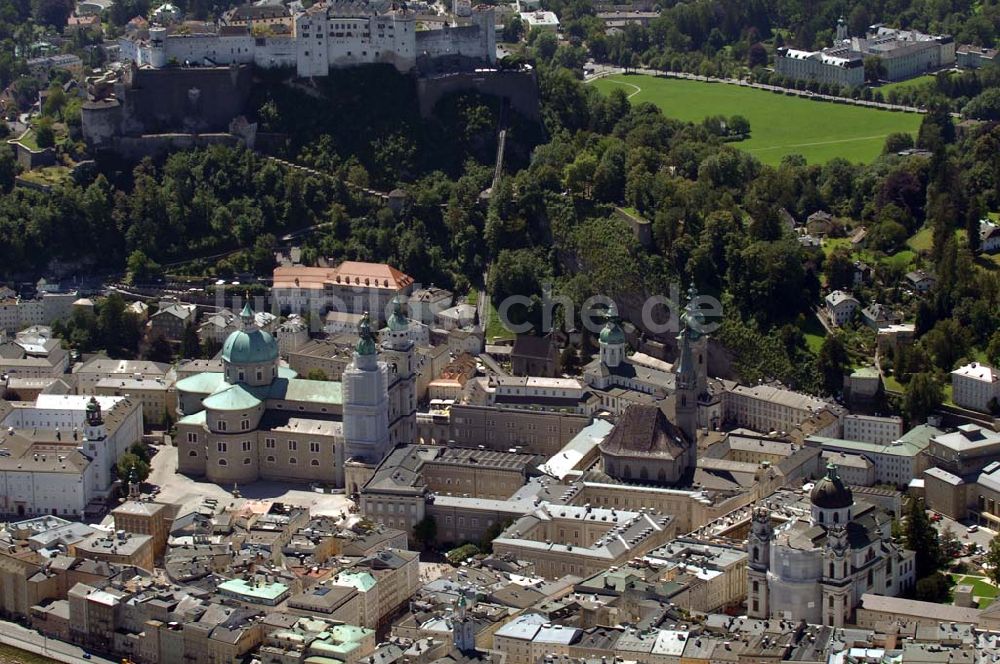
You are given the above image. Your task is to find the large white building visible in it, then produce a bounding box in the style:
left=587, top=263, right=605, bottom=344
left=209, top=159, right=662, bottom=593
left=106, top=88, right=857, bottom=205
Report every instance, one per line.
left=272, top=262, right=415, bottom=325
left=951, top=362, right=1000, bottom=414
left=775, top=20, right=954, bottom=87
left=842, top=413, right=904, bottom=445
left=747, top=469, right=916, bottom=628
left=723, top=383, right=843, bottom=436
left=0, top=394, right=144, bottom=517
left=775, top=46, right=864, bottom=88
left=0, top=292, right=77, bottom=335
left=806, top=423, right=940, bottom=487
left=121, top=0, right=495, bottom=76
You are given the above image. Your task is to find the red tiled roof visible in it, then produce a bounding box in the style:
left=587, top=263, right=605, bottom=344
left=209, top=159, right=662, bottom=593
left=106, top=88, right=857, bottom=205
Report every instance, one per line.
left=273, top=262, right=413, bottom=291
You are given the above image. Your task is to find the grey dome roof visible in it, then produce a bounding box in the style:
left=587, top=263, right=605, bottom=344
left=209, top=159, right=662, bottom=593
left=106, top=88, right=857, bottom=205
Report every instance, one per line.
left=811, top=464, right=853, bottom=509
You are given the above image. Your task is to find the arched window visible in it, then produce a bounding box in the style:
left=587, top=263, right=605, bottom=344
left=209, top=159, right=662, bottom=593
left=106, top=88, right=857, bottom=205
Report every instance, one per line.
left=243, top=458, right=251, bottom=465
left=819, top=512, right=825, bottom=524
left=829, top=562, right=834, bottom=578
left=753, top=546, right=759, bottom=562
left=658, top=469, right=666, bottom=483
left=311, top=460, right=320, bottom=466
left=753, top=580, right=759, bottom=593
left=188, top=450, right=198, bottom=456
left=867, top=569, right=874, bottom=586
left=833, top=511, right=840, bottom=524
left=218, top=459, right=227, bottom=466
left=623, top=465, right=632, bottom=480
left=640, top=467, right=648, bottom=481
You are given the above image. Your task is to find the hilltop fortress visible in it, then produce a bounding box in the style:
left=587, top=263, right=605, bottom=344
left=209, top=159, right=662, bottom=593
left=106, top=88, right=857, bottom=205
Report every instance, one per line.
left=118, top=0, right=496, bottom=76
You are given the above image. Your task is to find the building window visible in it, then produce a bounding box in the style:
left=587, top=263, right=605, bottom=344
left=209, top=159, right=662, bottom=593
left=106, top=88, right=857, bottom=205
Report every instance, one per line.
left=243, top=458, right=251, bottom=465
left=217, top=442, right=227, bottom=453
left=289, top=457, right=297, bottom=464
left=265, top=438, right=275, bottom=449
left=311, top=459, right=320, bottom=466
left=266, top=456, right=275, bottom=463
left=217, top=420, right=227, bottom=432
left=309, top=442, right=320, bottom=453
left=241, top=419, right=250, bottom=431
left=187, top=433, right=198, bottom=443
left=188, top=450, right=198, bottom=457
left=218, top=459, right=228, bottom=466
left=289, top=440, right=297, bottom=451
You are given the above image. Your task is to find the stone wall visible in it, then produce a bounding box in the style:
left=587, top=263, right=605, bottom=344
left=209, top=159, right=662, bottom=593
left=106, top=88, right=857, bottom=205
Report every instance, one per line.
left=416, top=69, right=540, bottom=120
left=111, top=133, right=241, bottom=161
left=119, top=64, right=253, bottom=135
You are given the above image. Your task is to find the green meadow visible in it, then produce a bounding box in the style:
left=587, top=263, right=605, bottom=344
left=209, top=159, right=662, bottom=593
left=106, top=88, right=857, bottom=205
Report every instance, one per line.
left=592, top=75, right=923, bottom=165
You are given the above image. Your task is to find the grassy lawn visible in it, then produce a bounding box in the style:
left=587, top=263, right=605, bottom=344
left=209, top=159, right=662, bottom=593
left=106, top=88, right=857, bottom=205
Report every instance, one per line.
left=484, top=297, right=514, bottom=342
left=906, top=226, right=933, bottom=253
left=951, top=574, right=999, bottom=599
left=876, top=75, right=938, bottom=93
left=884, top=249, right=917, bottom=270
left=800, top=314, right=827, bottom=354
left=465, top=290, right=478, bottom=306
left=884, top=374, right=903, bottom=393
left=591, top=75, right=922, bottom=165
left=18, top=166, right=72, bottom=186
left=13, top=129, right=40, bottom=150
left=0, top=644, right=60, bottom=663
left=821, top=237, right=851, bottom=258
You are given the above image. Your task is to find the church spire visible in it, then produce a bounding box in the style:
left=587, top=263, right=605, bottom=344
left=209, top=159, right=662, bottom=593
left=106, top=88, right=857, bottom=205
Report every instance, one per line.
left=240, top=293, right=255, bottom=329
left=356, top=312, right=377, bottom=356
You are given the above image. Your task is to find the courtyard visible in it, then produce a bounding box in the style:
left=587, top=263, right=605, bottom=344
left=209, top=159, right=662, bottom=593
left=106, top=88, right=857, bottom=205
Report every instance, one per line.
left=146, top=442, right=356, bottom=518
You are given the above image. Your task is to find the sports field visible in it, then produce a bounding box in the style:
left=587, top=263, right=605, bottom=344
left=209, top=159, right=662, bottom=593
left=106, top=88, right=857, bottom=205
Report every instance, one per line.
left=591, top=75, right=922, bottom=165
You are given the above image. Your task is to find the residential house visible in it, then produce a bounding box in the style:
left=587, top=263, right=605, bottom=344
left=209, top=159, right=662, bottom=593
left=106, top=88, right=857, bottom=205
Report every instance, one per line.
left=149, top=302, right=197, bottom=341
left=849, top=227, right=868, bottom=249
left=861, top=303, right=902, bottom=330
left=824, top=290, right=859, bottom=327
left=806, top=211, right=837, bottom=236
left=905, top=270, right=937, bottom=293
left=434, top=304, right=476, bottom=331
left=408, top=287, right=454, bottom=325
left=951, top=362, right=1000, bottom=414
left=852, top=261, right=875, bottom=286
left=981, top=220, right=1000, bottom=253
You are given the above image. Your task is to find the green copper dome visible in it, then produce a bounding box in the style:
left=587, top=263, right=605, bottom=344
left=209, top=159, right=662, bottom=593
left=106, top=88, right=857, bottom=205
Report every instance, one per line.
left=222, top=327, right=279, bottom=364
left=356, top=312, right=377, bottom=355
left=599, top=303, right=625, bottom=345
left=222, top=302, right=278, bottom=366
left=387, top=295, right=409, bottom=332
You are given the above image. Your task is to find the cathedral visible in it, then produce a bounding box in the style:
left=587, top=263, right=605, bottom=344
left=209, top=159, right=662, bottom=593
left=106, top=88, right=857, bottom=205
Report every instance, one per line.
left=175, top=300, right=416, bottom=488
left=747, top=464, right=916, bottom=627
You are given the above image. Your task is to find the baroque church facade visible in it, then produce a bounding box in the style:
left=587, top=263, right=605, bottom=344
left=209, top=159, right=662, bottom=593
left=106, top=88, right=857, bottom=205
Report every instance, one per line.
left=175, top=300, right=416, bottom=488
left=747, top=464, right=916, bottom=627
